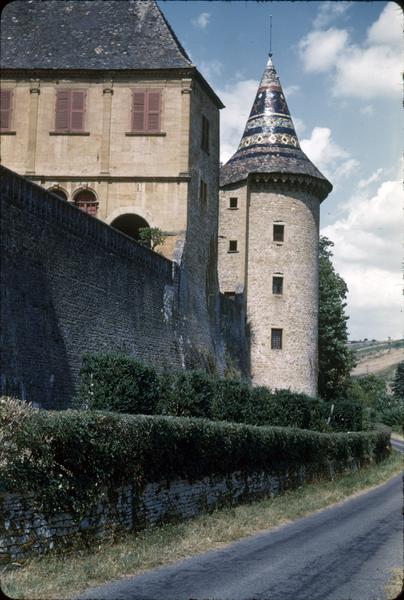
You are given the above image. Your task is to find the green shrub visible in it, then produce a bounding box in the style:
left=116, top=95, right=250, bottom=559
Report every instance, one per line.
left=327, top=399, right=364, bottom=431
left=157, top=370, right=215, bottom=418
left=79, top=353, right=160, bottom=415
left=211, top=379, right=252, bottom=423
left=0, top=398, right=390, bottom=519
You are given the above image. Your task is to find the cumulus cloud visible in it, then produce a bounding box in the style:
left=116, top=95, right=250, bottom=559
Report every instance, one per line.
left=199, top=59, right=223, bottom=84
left=284, top=84, right=300, bottom=97
left=313, top=1, right=352, bottom=29
left=299, top=28, right=348, bottom=73
left=301, top=127, right=359, bottom=180
left=299, top=2, right=402, bottom=99
left=357, top=168, right=383, bottom=189
left=192, top=12, right=210, bottom=29
left=321, top=177, right=403, bottom=339
left=216, top=79, right=259, bottom=163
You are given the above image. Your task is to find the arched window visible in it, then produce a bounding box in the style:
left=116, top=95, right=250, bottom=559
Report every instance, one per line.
left=73, top=189, right=98, bottom=216
left=111, top=213, right=150, bottom=243
left=49, top=187, right=68, bottom=202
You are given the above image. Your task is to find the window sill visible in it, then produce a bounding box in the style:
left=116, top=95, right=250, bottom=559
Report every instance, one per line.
left=228, top=207, right=239, bottom=210
left=227, top=250, right=239, bottom=254
left=125, top=132, right=166, bottom=137
left=49, top=131, right=90, bottom=136
left=274, top=242, right=284, bottom=246
left=0, top=131, right=16, bottom=135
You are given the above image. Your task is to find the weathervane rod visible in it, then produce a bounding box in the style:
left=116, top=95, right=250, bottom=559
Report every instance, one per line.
left=269, top=15, right=273, bottom=57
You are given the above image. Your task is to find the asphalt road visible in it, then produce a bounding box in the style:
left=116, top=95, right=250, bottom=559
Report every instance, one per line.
left=80, top=448, right=403, bottom=600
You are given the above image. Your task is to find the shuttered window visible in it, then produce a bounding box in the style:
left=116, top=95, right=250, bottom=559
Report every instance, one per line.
left=201, top=115, right=209, bottom=152
left=0, top=90, right=13, bottom=131
left=55, top=90, right=86, bottom=132
left=131, top=89, right=162, bottom=133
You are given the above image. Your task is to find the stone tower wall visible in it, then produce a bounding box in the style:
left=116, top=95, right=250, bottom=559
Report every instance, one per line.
left=218, top=183, right=248, bottom=294
left=246, top=182, right=320, bottom=396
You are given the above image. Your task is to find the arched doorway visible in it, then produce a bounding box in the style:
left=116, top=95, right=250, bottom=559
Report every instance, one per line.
left=111, top=213, right=150, bottom=243
left=73, top=189, right=98, bottom=216
left=49, top=187, right=68, bottom=201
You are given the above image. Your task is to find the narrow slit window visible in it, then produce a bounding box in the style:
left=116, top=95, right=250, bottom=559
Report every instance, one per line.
left=273, top=224, right=284, bottom=242
left=201, top=115, right=209, bottom=152
left=229, top=197, right=238, bottom=209
left=271, top=328, right=283, bottom=350
left=228, top=240, right=238, bottom=253
left=272, top=276, right=283, bottom=295
left=200, top=179, right=208, bottom=204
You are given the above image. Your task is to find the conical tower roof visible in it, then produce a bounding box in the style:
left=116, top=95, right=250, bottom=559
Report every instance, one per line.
left=220, top=56, right=332, bottom=199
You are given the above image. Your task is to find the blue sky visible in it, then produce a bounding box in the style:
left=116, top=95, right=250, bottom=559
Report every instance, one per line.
left=159, top=1, right=402, bottom=341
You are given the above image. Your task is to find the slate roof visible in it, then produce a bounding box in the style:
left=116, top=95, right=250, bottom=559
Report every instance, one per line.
left=1, top=0, right=193, bottom=70
left=220, top=55, right=332, bottom=197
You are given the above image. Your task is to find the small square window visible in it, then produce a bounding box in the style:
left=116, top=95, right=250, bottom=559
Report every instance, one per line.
left=273, top=224, right=284, bottom=242
left=271, top=328, right=283, bottom=350
left=229, top=197, right=238, bottom=209
left=272, top=276, right=283, bottom=295
left=228, top=240, right=238, bottom=253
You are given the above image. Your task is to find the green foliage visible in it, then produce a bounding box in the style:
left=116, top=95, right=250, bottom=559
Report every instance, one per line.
left=326, top=400, right=364, bottom=432
left=318, top=236, right=356, bottom=400
left=79, top=353, right=160, bottom=415
left=157, top=370, right=215, bottom=418
left=138, top=227, right=166, bottom=250
left=0, top=397, right=391, bottom=519
left=346, top=374, right=404, bottom=429
left=392, top=362, right=404, bottom=399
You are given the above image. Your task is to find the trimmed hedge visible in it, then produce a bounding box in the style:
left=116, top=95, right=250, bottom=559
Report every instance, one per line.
left=79, top=354, right=337, bottom=431
left=0, top=397, right=390, bottom=517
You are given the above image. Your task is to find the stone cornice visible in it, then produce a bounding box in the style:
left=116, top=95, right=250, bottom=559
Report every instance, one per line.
left=26, top=174, right=191, bottom=184
left=248, top=172, right=331, bottom=202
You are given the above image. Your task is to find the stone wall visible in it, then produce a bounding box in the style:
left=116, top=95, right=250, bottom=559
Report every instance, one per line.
left=0, top=166, right=227, bottom=408
left=0, top=459, right=356, bottom=562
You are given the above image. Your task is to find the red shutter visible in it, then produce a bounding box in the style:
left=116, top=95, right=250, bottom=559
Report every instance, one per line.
left=0, top=90, right=12, bottom=131
left=70, top=90, right=86, bottom=132
left=55, top=90, right=70, bottom=132
left=146, top=91, right=161, bottom=132
left=132, top=91, right=146, bottom=132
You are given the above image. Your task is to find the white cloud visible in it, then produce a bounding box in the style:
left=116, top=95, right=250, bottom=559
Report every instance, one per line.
left=192, top=12, right=210, bottom=29
left=300, top=126, right=359, bottom=180
left=313, top=1, right=352, bottom=29
left=298, top=2, right=402, bottom=99
left=321, top=177, right=403, bottom=339
left=299, top=28, right=348, bottom=73
left=360, top=104, right=373, bottom=116
left=217, top=79, right=259, bottom=163
left=367, top=2, right=402, bottom=47
left=199, top=59, right=223, bottom=83
left=284, top=84, right=300, bottom=97
left=292, top=116, right=306, bottom=136
left=358, top=168, right=383, bottom=189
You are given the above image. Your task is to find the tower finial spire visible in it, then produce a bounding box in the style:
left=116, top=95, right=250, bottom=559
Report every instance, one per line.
left=269, top=14, right=273, bottom=57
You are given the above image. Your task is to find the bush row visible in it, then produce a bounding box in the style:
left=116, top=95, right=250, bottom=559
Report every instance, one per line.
left=79, top=354, right=365, bottom=431
left=0, top=397, right=390, bottom=516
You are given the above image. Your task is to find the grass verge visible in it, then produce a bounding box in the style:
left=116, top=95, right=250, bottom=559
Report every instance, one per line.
left=1, top=450, right=402, bottom=600
left=384, top=567, right=404, bottom=600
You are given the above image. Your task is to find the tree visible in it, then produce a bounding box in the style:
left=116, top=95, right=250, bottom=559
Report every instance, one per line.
left=138, top=227, right=166, bottom=251
left=318, top=236, right=356, bottom=400
left=392, top=361, right=404, bottom=399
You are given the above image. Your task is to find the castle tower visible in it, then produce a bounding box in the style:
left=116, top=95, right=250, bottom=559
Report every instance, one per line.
left=218, top=55, right=332, bottom=396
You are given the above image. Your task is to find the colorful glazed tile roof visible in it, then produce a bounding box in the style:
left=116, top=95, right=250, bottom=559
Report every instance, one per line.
left=220, top=55, right=332, bottom=195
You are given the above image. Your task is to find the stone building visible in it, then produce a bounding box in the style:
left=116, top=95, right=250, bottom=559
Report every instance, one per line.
left=1, top=0, right=331, bottom=398
left=218, top=56, right=332, bottom=396
left=0, top=0, right=223, bottom=262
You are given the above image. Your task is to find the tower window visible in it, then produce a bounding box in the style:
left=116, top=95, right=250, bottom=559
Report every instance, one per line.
left=272, top=276, right=283, bottom=295
left=271, top=328, right=283, bottom=350
left=201, top=115, right=210, bottom=152
left=228, top=240, right=238, bottom=253
left=273, top=224, right=284, bottom=242
left=200, top=179, right=208, bottom=204
left=229, top=197, right=238, bottom=209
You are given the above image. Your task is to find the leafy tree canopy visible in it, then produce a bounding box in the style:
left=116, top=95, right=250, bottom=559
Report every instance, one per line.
left=318, top=236, right=356, bottom=400
left=392, top=361, right=404, bottom=399
left=138, top=227, right=166, bottom=251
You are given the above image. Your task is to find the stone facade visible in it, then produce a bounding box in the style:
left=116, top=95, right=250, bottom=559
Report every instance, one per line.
left=0, top=459, right=360, bottom=562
